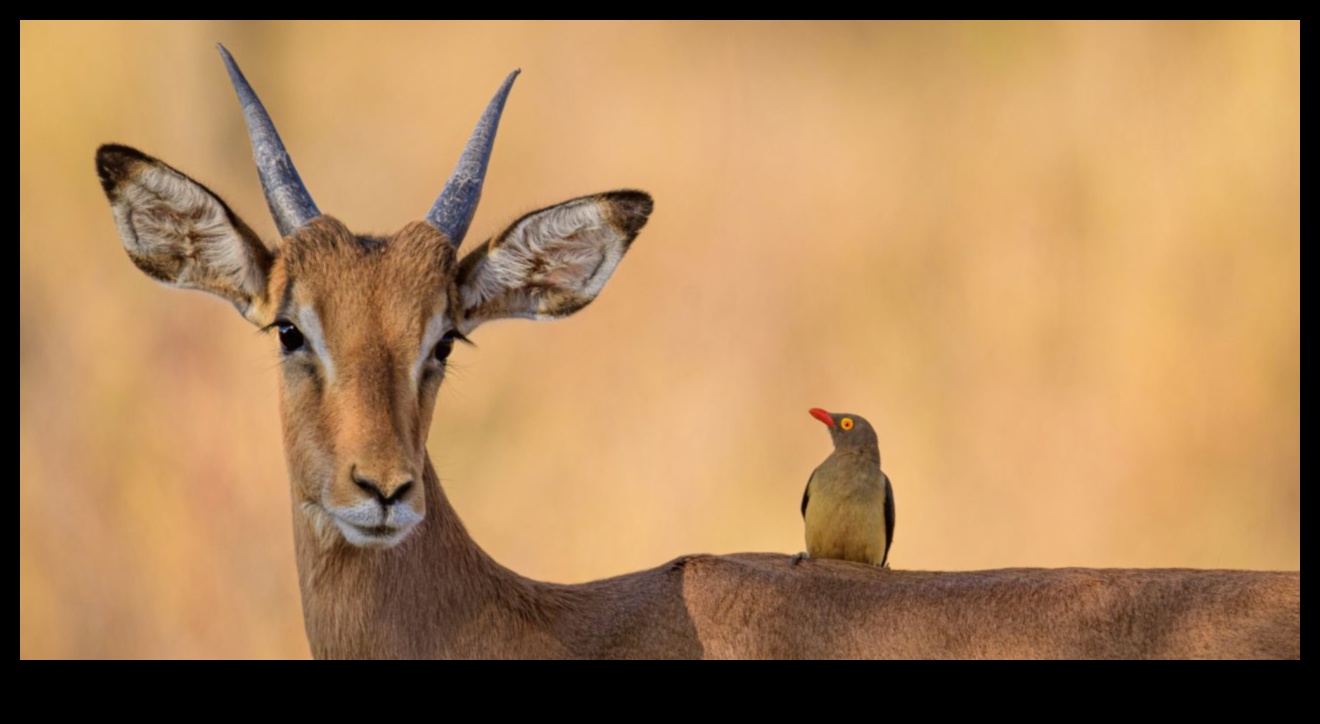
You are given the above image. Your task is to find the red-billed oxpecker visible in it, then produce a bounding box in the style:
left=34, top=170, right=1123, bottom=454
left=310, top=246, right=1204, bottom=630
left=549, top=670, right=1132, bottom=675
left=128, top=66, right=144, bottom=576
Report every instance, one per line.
left=797, top=409, right=895, bottom=568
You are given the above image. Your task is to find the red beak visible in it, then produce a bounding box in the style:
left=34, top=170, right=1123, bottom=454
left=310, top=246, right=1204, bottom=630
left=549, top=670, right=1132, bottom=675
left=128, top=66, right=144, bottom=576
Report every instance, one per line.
left=809, top=408, right=835, bottom=428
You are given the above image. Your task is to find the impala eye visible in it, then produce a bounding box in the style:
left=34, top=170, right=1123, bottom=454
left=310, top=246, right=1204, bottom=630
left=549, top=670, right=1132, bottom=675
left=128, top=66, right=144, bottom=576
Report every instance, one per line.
left=433, top=339, right=453, bottom=362
left=433, top=330, right=468, bottom=363
left=277, top=322, right=305, bottom=353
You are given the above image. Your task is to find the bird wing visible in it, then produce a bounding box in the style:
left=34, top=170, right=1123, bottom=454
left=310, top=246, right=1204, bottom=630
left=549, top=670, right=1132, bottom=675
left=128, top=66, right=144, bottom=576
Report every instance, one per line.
left=801, top=467, right=818, bottom=518
left=881, top=472, right=895, bottom=567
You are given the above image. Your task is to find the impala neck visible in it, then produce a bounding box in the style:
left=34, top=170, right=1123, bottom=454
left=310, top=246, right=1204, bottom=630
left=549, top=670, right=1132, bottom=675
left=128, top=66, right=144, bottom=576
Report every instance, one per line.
left=291, top=455, right=546, bottom=659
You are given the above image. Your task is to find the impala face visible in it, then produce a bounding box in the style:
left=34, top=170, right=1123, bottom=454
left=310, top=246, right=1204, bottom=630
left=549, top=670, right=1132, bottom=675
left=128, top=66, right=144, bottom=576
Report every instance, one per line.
left=272, top=219, right=457, bottom=547
left=97, top=48, right=651, bottom=549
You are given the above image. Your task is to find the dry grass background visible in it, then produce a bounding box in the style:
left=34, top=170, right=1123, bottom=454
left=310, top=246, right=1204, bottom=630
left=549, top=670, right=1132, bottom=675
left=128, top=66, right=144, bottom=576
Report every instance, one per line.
left=20, top=21, right=1299, bottom=658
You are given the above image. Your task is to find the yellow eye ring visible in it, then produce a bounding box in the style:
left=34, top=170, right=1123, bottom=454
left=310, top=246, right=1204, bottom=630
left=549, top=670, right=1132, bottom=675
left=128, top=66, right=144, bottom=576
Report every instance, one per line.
left=841, top=418, right=854, bottom=430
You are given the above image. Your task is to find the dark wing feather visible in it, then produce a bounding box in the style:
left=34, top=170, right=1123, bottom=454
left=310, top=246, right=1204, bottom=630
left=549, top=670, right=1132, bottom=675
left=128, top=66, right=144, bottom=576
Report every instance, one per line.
left=881, top=472, right=895, bottom=566
left=801, top=468, right=817, bottom=518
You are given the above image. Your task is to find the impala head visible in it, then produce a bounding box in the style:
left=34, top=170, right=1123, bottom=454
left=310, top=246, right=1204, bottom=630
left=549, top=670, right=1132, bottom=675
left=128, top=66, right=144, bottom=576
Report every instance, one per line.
left=96, top=47, right=652, bottom=549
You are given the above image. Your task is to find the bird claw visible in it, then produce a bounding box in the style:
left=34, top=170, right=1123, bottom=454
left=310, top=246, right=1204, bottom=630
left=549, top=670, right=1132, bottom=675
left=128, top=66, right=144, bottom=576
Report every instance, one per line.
left=791, top=552, right=809, bottom=566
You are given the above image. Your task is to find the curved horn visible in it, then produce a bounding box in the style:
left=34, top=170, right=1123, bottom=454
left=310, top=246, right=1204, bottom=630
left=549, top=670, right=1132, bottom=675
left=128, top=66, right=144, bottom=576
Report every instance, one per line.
left=426, top=70, right=520, bottom=248
left=217, top=44, right=320, bottom=238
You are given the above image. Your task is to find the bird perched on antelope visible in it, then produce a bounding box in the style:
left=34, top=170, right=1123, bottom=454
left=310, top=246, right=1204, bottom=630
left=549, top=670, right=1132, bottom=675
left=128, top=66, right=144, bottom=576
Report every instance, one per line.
left=797, top=408, right=895, bottom=568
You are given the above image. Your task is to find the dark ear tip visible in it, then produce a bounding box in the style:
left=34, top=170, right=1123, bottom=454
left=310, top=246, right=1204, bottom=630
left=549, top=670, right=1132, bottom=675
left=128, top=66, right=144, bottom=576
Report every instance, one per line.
left=604, top=190, right=653, bottom=234
left=96, top=144, right=149, bottom=194
left=607, top=190, right=653, bottom=215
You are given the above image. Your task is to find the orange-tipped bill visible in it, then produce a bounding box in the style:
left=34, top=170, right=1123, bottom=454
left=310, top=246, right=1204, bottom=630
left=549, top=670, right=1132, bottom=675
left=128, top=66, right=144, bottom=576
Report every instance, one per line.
left=809, top=408, right=834, bottom=428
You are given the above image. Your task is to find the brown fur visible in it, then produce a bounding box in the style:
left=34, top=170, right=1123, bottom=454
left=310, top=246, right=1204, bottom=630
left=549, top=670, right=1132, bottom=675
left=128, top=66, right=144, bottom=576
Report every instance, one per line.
left=300, top=460, right=1300, bottom=659
left=97, top=142, right=1300, bottom=659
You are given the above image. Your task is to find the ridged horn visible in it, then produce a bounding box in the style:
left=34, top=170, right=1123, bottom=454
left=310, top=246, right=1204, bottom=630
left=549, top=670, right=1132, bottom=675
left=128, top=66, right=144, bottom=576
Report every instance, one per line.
left=217, top=44, right=320, bottom=238
left=426, top=70, right=520, bottom=248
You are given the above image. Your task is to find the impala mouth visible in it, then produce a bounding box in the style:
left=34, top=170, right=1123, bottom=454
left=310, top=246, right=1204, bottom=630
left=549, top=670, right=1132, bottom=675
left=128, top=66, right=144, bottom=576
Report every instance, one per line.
left=333, top=517, right=416, bottom=549
left=318, top=500, right=423, bottom=549
left=348, top=522, right=396, bottom=537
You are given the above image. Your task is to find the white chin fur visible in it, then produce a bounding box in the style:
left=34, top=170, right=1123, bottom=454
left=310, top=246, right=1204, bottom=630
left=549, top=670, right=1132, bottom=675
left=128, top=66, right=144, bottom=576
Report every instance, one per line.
left=322, top=498, right=425, bottom=548
left=332, top=517, right=417, bottom=549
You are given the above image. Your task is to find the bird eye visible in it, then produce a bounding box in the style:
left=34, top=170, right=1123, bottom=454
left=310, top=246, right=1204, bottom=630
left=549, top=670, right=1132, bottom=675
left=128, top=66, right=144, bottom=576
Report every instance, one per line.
left=277, top=322, right=305, bottom=353
left=841, top=418, right=854, bottom=431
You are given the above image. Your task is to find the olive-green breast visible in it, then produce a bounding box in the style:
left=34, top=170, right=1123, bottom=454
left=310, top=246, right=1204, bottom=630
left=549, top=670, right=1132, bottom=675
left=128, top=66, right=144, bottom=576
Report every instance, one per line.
left=802, top=452, right=889, bottom=566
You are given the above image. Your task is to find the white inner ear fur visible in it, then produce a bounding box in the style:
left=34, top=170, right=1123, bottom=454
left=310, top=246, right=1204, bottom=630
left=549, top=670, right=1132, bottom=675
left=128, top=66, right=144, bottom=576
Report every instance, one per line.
left=460, top=198, right=624, bottom=315
left=296, top=306, right=337, bottom=383
left=114, top=162, right=264, bottom=301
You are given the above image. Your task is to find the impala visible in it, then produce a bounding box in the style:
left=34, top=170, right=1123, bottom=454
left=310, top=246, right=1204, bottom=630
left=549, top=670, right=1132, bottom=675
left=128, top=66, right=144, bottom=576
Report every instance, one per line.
left=96, top=47, right=1299, bottom=659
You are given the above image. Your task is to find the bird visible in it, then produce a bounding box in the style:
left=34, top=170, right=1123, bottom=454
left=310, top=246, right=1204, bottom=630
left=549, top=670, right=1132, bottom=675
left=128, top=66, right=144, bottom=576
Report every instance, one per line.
left=796, top=408, right=895, bottom=568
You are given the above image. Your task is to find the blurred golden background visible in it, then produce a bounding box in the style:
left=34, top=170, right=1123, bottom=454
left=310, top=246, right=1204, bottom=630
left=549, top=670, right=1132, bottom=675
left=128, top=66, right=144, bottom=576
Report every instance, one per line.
left=20, top=21, right=1299, bottom=658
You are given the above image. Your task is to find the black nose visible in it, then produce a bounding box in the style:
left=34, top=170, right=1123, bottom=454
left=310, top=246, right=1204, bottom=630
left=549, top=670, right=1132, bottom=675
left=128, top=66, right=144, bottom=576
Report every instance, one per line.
left=353, top=472, right=414, bottom=506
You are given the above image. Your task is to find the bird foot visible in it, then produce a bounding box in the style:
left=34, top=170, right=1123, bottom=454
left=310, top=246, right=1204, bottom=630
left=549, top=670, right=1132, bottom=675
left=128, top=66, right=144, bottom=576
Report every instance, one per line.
left=791, top=552, right=810, bottom=566
left=879, top=562, right=891, bottom=570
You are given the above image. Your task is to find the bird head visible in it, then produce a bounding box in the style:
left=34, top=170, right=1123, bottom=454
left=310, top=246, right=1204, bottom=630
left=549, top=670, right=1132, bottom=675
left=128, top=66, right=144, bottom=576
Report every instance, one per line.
left=809, top=408, right=879, bottom=453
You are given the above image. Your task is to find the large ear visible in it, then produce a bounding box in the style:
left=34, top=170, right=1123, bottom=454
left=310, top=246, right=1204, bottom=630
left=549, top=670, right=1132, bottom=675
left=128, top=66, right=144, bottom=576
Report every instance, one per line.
left=454, top=191, right=652, bottom=332
left=96, top=144, right=274, bottom=324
